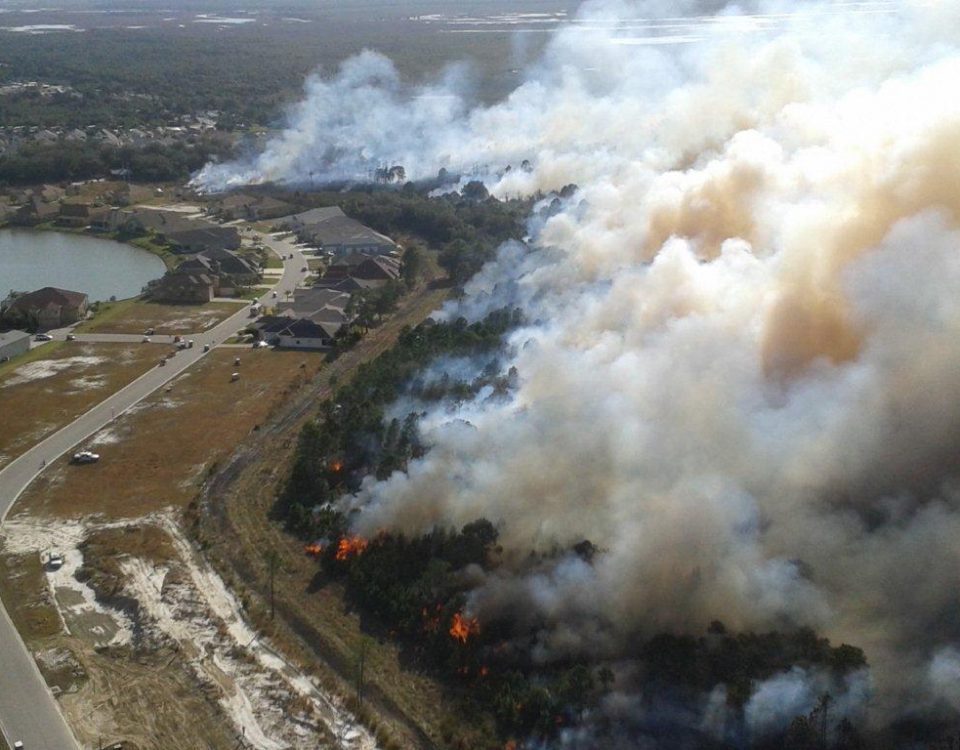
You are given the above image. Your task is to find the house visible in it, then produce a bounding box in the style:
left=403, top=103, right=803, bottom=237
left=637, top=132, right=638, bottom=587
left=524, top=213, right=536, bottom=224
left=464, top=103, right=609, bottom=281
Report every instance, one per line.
left=57, top=202, right=110, bottom=228
left=171, top=249, right=259, bottom=299
left=276, top=287, right=350, bottom=322
left=275, top=318, right=342, bottom=349
left=2, top=287, right=89, bottom=329
left=196, top=247, right=260, bottom=281
left=164, top=226, right=242, bottom=254
left=147, top=272, right=217, bottom=304
left=324, top=254, right=401, bottom=283
left=0, top=330, right=30, bottom=363
left=249, top=315, right=290, bottom=344
left=312, top=276, right=382, bottom=293
left=98, top=208, right=198, bottom=236
left=275, top=206, right=345, bottom=232
left=298, top=215, right=398, bottom=256
left=274, top=205, right=397, bottom=255
left=12, top=197, right=60, bottom=226
left=211, top=193, right=295, bottom=222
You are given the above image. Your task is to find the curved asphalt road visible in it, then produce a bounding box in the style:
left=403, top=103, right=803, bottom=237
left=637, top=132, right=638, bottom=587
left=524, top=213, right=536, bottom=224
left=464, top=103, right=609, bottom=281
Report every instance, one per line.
left=0, top=232, right=307, bottom=749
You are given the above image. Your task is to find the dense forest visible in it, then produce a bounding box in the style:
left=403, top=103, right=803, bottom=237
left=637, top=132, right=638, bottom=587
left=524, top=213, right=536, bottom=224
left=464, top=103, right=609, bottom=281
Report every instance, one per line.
left=0, top=135, right=236, bottom=185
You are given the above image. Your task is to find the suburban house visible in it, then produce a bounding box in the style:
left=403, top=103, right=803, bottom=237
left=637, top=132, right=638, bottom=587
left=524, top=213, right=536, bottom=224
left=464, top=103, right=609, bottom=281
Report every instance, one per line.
left=275, top=318, right=342, bottom=349
left=96, top=208, right=197, bottom=236
left=196, top=247, right=260, bottom=281
left=0, top=330, right=30, bottom=362
left=276, top=287, right=350, bottom=321
left=12, top=197, right=59, bottom=226
left=324, top=254, right=401, bottom=283
left=312, top=276, right=384, bottom=293
left=164, top=226, right=242, bottom=254
left=147, top=272, right=217, bottom=304
left=210, top=193, right=295, bottom=222
left=176, top=249, right=260, bottom=294
left=57, top=202, right=110, bottom=228
left=276, top=206, right=398, bottom=256
left=275, top=206, right=344, bottom=233
left=1, top=287, right=89, bottom=329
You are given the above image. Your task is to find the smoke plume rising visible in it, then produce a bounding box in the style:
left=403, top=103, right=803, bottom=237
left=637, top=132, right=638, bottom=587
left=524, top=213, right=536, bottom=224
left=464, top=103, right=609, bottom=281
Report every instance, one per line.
left=199, top=0, right=960, bottom=735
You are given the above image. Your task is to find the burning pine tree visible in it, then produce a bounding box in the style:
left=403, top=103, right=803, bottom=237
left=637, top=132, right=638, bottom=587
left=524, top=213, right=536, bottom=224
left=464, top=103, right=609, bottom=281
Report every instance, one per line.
left=450, top=612, right=480, bottom=643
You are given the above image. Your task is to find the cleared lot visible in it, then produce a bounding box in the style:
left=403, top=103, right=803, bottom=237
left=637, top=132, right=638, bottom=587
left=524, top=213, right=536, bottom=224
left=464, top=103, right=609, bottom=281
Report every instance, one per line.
left=17, top=347, right=323, bottom=519
left=0, top=342, right=160, bottom=470
left=76, top=298, right=245, bottom=336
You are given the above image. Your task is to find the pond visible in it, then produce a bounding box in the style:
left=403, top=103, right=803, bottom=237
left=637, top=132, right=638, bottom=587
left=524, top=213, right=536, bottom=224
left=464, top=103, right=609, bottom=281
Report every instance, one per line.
left=0, top=228, right=166, bottom=302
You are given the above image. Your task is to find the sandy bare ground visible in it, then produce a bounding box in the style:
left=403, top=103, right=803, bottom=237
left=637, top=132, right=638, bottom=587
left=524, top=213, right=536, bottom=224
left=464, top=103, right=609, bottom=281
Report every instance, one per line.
left=1, top=512, right=376, bottom=750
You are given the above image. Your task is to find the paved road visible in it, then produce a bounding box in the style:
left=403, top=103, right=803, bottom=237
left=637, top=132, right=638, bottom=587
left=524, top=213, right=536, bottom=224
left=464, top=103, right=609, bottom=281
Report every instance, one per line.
left=0, top=231, right=307, bottom=750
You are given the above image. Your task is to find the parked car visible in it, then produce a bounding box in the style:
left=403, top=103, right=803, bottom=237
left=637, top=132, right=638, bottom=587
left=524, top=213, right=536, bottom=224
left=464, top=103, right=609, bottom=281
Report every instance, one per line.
left=144, top=328, right=155, bottom=336
left=203, top=343, right=210, bottom=352
left=65, top=333, right=77, bottom=341
left=34, top=333, right=52, bottom=341
left=173, top=335, right=182, bottom=343
left=142, top=336, right=151, bottom=343
left=14, top=741, right=23, bottom=750
left=71, top=450, right=99, bottom=464
left=158, top=359, right=166, bottom=366
left=272, top=290, right=278, bottom=298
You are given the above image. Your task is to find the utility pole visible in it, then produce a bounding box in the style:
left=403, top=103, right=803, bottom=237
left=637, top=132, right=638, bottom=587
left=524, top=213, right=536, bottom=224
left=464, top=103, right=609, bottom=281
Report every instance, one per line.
left=356, top=638, right=368, bottom=706
left=265, top=548, right=280, bottom=620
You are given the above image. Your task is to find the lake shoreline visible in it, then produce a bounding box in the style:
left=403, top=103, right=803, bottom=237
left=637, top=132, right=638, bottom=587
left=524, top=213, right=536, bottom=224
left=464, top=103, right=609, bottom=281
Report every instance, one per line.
left=0, top=225, right=167, bottom=303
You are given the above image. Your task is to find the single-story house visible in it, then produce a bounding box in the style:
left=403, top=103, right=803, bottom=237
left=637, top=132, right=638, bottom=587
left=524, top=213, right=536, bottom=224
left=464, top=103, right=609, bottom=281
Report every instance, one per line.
left=275, top=318, right=342, bottom=349
left=57, top=202, right=110, bottom=228
left=164, top=226, right=242, bottom=254
left=211, top=194, right=295, bottom=222
left=311, top=276, right=383, bottom=293
left=299, top=216, right=398, bottom=256
left=275, top=206, right=398, bottom=256
left=197, top=247, right=260, bottom=280
left=324, top=254, right=401, bottom=282
left=2, top=287, right=89, bottom=329
left=12, top=197, right=59, bottom=226
left=0, top=330, right=30, bottom=362
left=148, top=272, right=217, bottom=304
left=275, top=206, right=345, bottom=232
left=276, top=287, right=350, bottom=320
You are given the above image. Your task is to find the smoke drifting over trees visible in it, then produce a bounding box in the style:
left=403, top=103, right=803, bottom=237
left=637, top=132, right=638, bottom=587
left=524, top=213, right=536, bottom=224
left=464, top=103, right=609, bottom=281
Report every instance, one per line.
left=200, top=0, right=960, bottom=740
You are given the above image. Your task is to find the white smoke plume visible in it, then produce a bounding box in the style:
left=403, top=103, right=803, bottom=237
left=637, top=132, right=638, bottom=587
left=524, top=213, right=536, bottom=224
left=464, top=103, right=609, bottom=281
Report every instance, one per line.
left=200, top=0, right=960, bottom=732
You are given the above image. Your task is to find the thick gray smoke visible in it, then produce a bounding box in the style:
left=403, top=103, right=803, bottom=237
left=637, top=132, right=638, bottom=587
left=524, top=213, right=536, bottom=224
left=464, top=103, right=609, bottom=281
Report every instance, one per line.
left=200, top=0, right=960, bottom=732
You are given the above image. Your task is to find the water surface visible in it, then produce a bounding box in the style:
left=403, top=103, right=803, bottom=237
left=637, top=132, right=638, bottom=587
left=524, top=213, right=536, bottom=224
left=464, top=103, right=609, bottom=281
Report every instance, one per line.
left=0, top=228, right=165, bottom=302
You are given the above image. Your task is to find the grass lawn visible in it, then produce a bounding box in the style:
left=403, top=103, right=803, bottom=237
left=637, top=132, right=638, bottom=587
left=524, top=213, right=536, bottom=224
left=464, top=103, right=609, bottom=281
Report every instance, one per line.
left=127, top=235, right=178, bottom=270
left=19, top=347, right=324, bottom=519
left=0, top=342, right=161, bottom=470
left=263, top=255, right=284, bottom=269
left=76, top=299, right=245, bottom=335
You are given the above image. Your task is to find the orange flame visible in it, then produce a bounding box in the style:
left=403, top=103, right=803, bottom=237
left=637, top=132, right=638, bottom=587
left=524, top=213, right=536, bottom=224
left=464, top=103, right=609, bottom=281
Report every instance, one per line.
left=449, top=612, right=480, bottom=643
left=330, top=460, right=343, bottom=472
left=335, top=536, right=368, bottom=561
left=304, top=542, right=323, bottom=557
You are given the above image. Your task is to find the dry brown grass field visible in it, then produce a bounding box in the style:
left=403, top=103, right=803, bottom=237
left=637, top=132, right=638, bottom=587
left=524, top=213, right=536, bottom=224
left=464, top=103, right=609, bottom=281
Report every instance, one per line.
left=0, top=342, right=160, bottom=469
left=18, top=347, right=323, bottom=520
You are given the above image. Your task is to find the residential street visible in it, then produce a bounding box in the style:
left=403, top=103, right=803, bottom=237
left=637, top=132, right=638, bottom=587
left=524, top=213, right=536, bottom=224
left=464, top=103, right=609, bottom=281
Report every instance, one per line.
left=0, top=231, right=307, bottom=750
